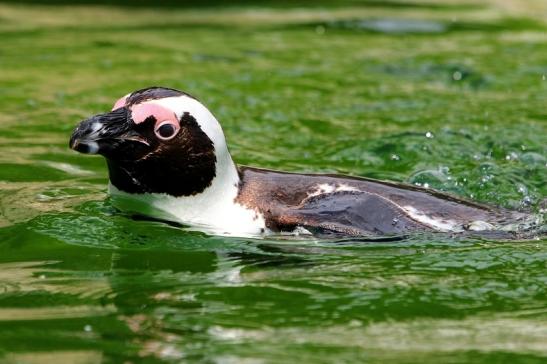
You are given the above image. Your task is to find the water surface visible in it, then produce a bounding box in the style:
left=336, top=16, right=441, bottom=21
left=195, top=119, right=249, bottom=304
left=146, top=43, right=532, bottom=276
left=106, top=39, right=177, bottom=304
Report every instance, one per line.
left=0, top=0, right=546, bottom=362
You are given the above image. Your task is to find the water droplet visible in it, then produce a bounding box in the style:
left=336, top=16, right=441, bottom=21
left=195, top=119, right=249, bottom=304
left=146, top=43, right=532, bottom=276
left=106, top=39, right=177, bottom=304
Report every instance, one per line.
left=425, top=131, right=434, bottom=138
left=423, top=183, right=430, bottom=188
left=84, top=325, right=92, bottom=332
left=517, top=184, right=528, bottom=195
left=390, top=154, right=400, bottom=161
left=520, top=152, right=546, bottom=166
left=505, top=152, right=518, bottom=161
left=39, top=274, right=46, bottom=279
left=452, top=71, right=463, bottom=81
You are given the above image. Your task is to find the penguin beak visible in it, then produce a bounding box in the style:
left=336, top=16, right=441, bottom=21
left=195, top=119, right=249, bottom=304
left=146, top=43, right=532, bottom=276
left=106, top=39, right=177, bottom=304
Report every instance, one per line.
left=69, top=108, right=148, bottom=157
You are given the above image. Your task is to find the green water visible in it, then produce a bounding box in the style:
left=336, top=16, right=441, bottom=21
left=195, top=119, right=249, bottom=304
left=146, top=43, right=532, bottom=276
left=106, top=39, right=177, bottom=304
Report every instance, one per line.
left=0, top=1, right=546, bottom=363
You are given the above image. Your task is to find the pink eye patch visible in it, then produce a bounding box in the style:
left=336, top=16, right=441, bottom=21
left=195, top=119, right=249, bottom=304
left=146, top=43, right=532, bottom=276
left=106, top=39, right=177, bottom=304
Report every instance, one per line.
left=130, top=103, right=178, bottom=125
left=112, top=95, right=128, bottom=111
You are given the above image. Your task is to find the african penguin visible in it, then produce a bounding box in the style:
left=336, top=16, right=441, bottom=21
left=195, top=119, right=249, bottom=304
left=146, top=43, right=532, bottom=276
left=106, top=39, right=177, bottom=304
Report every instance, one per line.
left=69, top=87, right=539, bottom=238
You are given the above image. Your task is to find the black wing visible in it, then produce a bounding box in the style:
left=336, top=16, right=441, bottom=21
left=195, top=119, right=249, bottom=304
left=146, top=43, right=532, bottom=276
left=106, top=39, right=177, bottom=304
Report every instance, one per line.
left=278, top=191, right=429, bottom=237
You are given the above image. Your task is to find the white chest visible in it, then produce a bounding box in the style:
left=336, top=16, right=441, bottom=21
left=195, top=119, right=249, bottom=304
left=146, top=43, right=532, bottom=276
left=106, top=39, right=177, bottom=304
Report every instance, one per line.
left=108, top=184, right=267, bottom=237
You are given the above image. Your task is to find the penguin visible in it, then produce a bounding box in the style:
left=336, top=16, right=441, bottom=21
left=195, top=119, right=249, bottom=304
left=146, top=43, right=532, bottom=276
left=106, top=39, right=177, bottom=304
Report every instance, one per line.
left=69, top=87, right=540, bottom=238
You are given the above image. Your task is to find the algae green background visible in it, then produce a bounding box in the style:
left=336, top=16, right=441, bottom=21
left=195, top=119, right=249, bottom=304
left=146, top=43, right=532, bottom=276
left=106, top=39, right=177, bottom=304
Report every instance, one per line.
left=0, top=1, right=546, bottom=363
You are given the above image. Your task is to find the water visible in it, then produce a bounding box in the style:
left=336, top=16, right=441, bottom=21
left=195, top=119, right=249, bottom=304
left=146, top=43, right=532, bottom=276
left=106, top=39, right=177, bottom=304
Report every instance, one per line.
left=0, top=1, right=546, bottom=363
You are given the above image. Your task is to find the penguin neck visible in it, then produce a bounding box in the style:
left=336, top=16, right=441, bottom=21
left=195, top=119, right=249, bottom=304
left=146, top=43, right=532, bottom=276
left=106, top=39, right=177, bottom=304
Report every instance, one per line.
left=198, top=147, right=241, bottom=206
left=108, top=145, right=244, bottom=225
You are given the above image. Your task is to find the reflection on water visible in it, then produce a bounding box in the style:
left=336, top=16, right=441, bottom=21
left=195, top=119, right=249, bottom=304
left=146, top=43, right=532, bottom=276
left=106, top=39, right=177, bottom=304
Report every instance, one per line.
left=0, top=208, right=545, bottom=362
left=328, top=18, right=448, bottom=34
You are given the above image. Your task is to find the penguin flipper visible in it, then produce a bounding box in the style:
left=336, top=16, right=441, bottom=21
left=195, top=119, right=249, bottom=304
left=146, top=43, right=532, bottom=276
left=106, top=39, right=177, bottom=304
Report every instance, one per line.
left=276, top=191, right=428, bottom=237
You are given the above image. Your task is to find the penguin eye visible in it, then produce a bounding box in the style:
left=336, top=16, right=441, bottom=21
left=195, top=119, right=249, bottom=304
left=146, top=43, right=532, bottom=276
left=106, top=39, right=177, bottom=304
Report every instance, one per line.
left=155, top=122, right=179, bottom=140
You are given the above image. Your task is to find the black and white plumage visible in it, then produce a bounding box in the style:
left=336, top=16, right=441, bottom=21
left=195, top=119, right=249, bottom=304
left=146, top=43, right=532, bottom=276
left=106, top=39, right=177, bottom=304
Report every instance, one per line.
left=69, top=87, right=538, bottom=238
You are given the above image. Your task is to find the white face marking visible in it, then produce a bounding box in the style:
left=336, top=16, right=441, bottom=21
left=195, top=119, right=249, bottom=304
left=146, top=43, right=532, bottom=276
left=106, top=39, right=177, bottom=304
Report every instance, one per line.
left=146, top=96, right=228, bottom=156
left=108, top=94, right=267, bottom=237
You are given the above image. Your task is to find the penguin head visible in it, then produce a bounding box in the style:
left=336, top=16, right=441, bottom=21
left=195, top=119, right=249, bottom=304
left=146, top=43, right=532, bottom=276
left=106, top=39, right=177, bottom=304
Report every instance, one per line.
left=70, top=87, right=231, bottom=197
